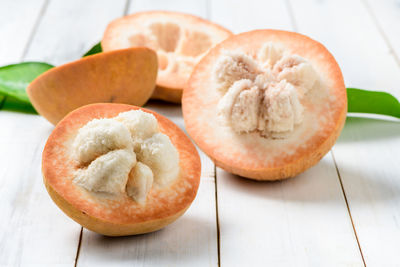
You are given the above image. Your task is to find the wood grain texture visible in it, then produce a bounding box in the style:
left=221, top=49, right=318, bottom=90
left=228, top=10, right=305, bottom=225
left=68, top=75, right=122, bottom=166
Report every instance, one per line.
left=289, top=0, right=400, bottom=265
left=1, top=0, right=399, bottom=266
left=128, top=0, right=208, bottom=18
left=363, top=0, right=400, bottom=68
left=0, top=0, right=127, bottom=266
left=210, top=0, right=292, bottom=33
left=0, top=1, right=82, bottom=266
left=0, top=113, right=80, bottom=267
left=76, top=1, right=219, bottom=266
left=290, top=0, right=400, bottom=99
left=217, top=154, right=363, bottom=266
left=24, top=0, right=127, bottom=66
left=211, top=0, right=363, bottom=266
left=0, top=0, right=46, bottom=65
left=77, top=105, right=218, bottom=267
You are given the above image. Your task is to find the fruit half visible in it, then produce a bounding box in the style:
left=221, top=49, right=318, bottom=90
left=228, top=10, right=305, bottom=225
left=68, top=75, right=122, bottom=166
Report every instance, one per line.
left=42, top=103, right=200, bottom=236
left=182, top=30, right=347, bottom=180
left=102, top=11, right=232, bottom=103
left=27, top=47, right=158, bottom=125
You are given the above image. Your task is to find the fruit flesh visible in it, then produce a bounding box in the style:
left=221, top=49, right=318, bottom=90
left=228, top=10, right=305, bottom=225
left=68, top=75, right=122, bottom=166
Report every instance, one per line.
left=182, top=30, right=347, bottom=180
left=42, top=103, right=200, bottom=236
left=72, top=110, right=180, bottom=202
left=102, top=11, right=232, bottom=103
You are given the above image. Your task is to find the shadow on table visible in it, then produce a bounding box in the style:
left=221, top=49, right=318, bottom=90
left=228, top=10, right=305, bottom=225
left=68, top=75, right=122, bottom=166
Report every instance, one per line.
left=217, top=158, right=400, bottom=204
left=144, top=100, right=186, bottom=131
left=144, top=99, right=182, bottom=116
left=338, top=116, right=400, bottom=143
left=81, top=215, right=216, bottom=263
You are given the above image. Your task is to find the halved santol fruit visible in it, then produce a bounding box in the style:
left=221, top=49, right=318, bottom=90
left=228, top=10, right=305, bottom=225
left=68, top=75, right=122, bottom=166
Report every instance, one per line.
left=182, top=30, right=347, bottom=181
left=102, top=11, right=232, bottom=103
left=27, top=47, right=157, bottom=125
left=42, top=103, right=200, bottom=236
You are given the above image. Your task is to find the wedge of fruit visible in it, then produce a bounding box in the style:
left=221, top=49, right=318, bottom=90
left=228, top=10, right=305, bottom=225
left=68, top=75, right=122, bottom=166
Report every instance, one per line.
left=27, top=47, right=157, bottom=125
left=102, top=11, right=232, bottom=103
left=42, top=103, right=200, bottom=236
left=182, top=30, right=347, bottom=180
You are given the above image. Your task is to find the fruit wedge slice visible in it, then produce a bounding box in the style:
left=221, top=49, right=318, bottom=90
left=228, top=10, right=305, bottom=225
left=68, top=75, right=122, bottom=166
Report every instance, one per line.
left=182, top=30, right=347, bottom=180
left=27, top=47, right=157, bottom=125
left=42, top=103, right=200, bottom=236
left=102, top=11, right=232, bottom=103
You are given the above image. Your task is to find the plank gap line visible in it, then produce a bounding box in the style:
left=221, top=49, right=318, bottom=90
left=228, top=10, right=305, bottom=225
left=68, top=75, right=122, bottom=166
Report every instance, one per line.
left=20, top=0, right=50, bottom=60
left=74, top=227, right=83, bottom=267
left=287, top=2, right=366, bottom=264
left=123, top=0, right=131, bottom=15
left=214, top=164, right=221, bottom=267
left=331, top=151, right=367, bottom=267
left=284, top=0, right=298, bottom=32
left=361, top=0, right=400, bottom=69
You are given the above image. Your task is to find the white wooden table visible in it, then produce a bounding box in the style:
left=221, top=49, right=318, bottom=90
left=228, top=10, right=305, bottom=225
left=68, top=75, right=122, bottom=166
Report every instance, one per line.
left=1, top=0, right=399, bottom=266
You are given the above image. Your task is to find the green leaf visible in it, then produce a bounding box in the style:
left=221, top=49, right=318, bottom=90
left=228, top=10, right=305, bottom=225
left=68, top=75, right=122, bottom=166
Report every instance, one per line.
left=2, top=95, right=37, bottom=114
left=0, top=93, right=5, bottom=110
left=0, top=62, right=54, bottom=104
left=83, top=42, right=102, bottom=57
left=347, top=88, right=400, bottom=118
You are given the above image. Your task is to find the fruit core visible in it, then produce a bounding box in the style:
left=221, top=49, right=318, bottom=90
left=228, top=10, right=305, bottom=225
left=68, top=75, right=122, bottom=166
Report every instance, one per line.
left=72, top=110, right=180, bottom=204
left=214, top=42, right=320, bottom=139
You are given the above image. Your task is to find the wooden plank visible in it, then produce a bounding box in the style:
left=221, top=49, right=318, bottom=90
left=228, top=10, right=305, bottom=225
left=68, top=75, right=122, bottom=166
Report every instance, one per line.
left=0, top=0, right=46, bottom=65
left=24, top=0, right=127, bottom=66
left=289, top=0, right=400, bottom=99
left=211, top=0, right=364, bottom=266
left=0, top=1, right=79, bottom=266
left=289, top=0, right=400, bottom=266
left=210, top=0, right=293, bottom=33
left=217, top=154, right=363, bottom=266
left=0, top=1, right=81, bottom=266
left=0, top=113, right=79, bottom=267
left=128, top=0, right=207, bottom=18
left=79, top=157, right=217, bottom=267
left=0, top=0, right=127, bottom=266
left=363, top=0, right=400, bottom=67
left=334, top=117, right=400, bottom=267
left=78, top=103, right=218, bottom=267
left=77, top=1, right=219, bottom=266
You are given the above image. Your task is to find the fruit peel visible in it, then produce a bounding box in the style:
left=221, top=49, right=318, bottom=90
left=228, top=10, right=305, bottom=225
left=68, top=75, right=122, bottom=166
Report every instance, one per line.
left=27, top=47, right=158, bottom=125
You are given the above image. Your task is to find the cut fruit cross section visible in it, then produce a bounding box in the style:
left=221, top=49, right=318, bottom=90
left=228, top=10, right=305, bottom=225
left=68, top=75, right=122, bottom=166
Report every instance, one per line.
left=42, top=103, right=201, bottom=236
left=102, top=11, right=233, bottom=103
left=182, top=30, right=347, bottom=181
